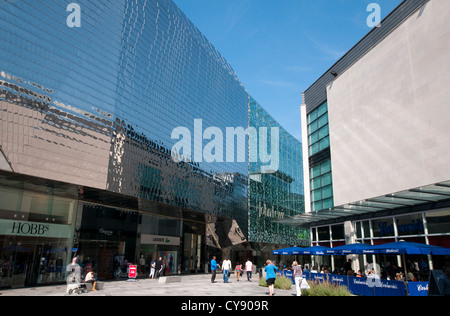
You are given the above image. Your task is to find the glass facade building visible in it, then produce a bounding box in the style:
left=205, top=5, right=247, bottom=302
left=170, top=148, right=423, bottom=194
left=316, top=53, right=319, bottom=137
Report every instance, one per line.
left=248, top=97, right=308, bottom=252
left=0, top=0, right=304, bottom=287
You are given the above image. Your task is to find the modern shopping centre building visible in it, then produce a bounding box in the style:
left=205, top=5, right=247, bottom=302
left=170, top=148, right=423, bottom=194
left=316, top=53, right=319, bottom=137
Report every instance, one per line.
left=0, top=0, right=307, bottom=288
left=286, top=0, right=450, bottom=274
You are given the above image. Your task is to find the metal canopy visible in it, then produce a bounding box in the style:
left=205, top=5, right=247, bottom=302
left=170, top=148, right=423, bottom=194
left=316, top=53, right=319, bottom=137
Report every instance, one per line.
left=276, top=180, right=450, bottom=227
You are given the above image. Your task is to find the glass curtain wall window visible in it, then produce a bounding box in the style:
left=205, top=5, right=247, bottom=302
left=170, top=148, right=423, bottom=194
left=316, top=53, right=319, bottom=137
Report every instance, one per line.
left=307, top=102, right=330, bottom=157
left=310, top=160, right=334, bottom=211
left=307, top=101, right=334, bottom=212
left=354, top=209, right=450, bottom=245
left=248, top=97, right=307, bottom=246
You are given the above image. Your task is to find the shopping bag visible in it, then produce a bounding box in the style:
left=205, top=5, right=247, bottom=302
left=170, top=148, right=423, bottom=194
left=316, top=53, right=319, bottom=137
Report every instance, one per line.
left=300, top=278, right=310, bottom=290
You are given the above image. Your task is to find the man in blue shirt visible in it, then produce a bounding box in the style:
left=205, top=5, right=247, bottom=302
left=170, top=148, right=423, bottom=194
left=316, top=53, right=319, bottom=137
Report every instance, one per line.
left=211, top=256, right=219, bottom=283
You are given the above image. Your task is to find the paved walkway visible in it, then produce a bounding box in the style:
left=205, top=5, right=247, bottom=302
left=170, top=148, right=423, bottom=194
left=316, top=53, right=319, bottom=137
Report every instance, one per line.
left=0, top=273, right=298, bottom=297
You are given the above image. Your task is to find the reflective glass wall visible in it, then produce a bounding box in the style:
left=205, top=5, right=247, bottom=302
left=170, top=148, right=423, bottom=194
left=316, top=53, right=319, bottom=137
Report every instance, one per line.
left=0, top=1, right=307, bottom=279
left=248, top=97, right=308, bottom=246
left=0, top=0, right=248, bottom=222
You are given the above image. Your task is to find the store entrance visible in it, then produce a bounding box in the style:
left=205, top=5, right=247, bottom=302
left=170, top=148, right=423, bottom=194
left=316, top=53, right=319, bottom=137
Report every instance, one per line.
left=0, top=240, right=39, bottom=288
left=25, top=243, right=45, bottom=287
left=0, top=236, right=71, bottom=288
left=77, top=240, right=124, bottom=280
left=183, top=233, right=202, bottom=273
left=181, top=220, right=206, bottom=273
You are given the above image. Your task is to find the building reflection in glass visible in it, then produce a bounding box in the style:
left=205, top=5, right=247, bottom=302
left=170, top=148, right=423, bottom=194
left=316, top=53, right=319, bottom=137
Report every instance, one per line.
left=0, top=0, right=306, bottom=285
left=248, top=97, right=309, bottom=247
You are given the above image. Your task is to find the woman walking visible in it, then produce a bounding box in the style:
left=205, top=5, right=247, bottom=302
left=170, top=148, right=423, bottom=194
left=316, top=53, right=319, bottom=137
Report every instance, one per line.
left=264, top=260, right=279, bottom=296
left=293, top=261, right=303, bottom=296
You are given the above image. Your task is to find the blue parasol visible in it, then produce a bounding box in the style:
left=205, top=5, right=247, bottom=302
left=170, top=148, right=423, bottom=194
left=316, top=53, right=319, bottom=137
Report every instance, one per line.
left=327, top=243, right=377, bottom=255
left=371, top=241, right=450, bottom=255
left=272, top=247, right=304, bottom=255
left=298, top=245, right=333, bottom=255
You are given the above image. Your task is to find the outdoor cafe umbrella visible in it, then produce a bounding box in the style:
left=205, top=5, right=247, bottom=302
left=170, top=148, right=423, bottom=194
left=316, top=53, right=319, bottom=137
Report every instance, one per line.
left=272, top=247, right=303, bottom=255
left=371, top=241, right=450, bottom=255
left=371, top=241, right=450, bottom=296
left=326, top=243, right=377, bottom=255
left=297, top=245, right=332, bottom=255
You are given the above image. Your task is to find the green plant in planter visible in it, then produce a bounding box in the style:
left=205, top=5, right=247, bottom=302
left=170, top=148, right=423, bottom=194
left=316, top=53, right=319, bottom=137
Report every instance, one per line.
left=259, top=276, right=293, bottom=290
left=259, top=277, right=268, bottom=287
left=275, top=276, right=293, bottom=290
left=302, top=280, right=351, bottom=296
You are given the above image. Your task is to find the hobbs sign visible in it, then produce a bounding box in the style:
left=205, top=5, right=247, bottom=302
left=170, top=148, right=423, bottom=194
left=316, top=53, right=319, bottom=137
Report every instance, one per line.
left=11, top=222, right=49, bottom=236
left=0, top=219, right=72, bottom=238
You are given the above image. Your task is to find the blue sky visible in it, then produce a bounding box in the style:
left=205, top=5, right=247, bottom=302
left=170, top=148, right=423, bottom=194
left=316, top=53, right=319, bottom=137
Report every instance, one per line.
left=173, top=0, right=403, bottom=140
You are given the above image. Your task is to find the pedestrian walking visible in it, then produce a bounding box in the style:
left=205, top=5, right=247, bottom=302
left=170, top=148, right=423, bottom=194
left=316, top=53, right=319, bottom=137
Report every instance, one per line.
left=264, top=260, right=279, bottom=296
left=222, top=257, right=232, bottom=283
left=211, top=256, right=219, bottom=283
left=139, top=255, right=146, bottom=275
left=149, top=258, right=156, bottom=279
left=235, top=262, right=242, bottom=281
left=245, top=258, right=253, bottom=281
left=155, top=256, right=163, bottom=278
left=293, top=261, right=303, bottom=296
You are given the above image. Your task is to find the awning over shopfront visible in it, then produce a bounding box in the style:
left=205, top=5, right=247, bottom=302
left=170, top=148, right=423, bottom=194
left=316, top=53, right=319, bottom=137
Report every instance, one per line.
left=276, top=180, right=450, bottom=227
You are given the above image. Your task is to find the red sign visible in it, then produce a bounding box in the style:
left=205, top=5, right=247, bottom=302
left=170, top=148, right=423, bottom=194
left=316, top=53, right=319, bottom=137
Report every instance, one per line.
left=128, top=265, right=137, bottom=279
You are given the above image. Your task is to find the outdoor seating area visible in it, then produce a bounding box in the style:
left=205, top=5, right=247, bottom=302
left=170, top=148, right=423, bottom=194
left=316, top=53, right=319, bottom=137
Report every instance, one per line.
left=273, top=241, right=450, bottom=296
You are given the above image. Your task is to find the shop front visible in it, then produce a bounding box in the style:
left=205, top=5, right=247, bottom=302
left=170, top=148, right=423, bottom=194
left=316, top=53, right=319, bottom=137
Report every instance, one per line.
left=140, top=234, right=180, bottom=275
left=138, top=213, right=181, bottom=275
left=75, top=203, right=139, bottom=280
left=138, top=213, right=209, bottom=275
left=0, top=185, right=76, bottom=288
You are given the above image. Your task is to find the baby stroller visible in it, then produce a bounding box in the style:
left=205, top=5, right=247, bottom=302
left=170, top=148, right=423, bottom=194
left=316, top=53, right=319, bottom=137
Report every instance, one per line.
left=66, top=264, right=87, bottom=295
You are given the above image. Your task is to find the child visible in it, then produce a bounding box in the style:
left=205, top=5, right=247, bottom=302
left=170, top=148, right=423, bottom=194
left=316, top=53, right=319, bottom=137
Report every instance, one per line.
left=235, top=263, right=242, bottom=281
left=85, top=271, right=97, bottom=291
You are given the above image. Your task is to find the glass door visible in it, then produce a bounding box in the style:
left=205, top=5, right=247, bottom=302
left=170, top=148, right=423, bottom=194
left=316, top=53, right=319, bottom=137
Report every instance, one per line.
left=0, top=236, right=33, bottom=288
left=183, top=233, right=202, bottom=273
left=78, top=240, right=122, bottom=279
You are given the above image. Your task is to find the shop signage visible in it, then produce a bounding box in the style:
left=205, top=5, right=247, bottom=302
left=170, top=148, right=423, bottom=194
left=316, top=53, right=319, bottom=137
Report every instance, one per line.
left=128, top=265, right=137, bottom=279
left=407, top=282, right=429, bottom=296
left=0, top=219, right=72, bottom=238
left=99, top=228, right=113, bottom=236
left=257, top=202, right=284, bottom=220
left=396, top=219, right=424, bottom=235
left=378, top=219, right=424, bottom=236
left=141, top=234, right=180, bottom=246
